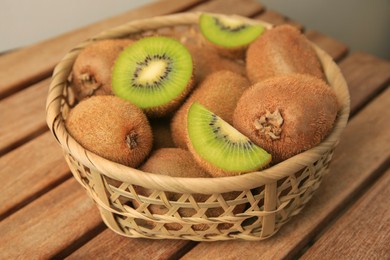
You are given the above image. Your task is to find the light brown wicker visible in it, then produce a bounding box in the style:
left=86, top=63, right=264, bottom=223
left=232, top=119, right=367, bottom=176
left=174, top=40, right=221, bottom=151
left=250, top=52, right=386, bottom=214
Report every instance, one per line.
left=45, top=12, right=350, bottom=241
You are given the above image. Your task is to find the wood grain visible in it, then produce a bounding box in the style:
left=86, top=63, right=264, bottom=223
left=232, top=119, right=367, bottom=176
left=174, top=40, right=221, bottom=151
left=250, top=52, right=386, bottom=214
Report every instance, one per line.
left=68, top=228, right=192, bottom=260
left=0, top=132, right=70, bottom=220
left=0, top=78, right=49, bottom=155
left=301, top=169, right=390, bottom=260
left=181, top=78, right=390, bottom=260
left=339, top=52, right=390, bottom=115
left=192, top=0, right=263, bottom=15
left=306, top=30, right=349, bottom=61
left=0, top=0, right=206, bottom=99
left=256, top=11, right=304, bottom=31
left=0, top=178, right=102, bottom=259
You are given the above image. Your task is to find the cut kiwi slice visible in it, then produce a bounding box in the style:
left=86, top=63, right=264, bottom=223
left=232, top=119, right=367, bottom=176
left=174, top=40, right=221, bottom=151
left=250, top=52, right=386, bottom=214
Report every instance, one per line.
left=199, top=13, right=265, bottom=48
left=112, top=36, right=194, bottom=117
left=187, top=102, right=271, bottom=176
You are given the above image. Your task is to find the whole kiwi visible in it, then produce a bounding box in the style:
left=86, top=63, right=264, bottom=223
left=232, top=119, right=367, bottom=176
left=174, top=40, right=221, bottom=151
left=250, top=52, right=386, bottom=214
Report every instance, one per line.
left=133, top=148, right=245, bottom=231
left=71, top=39, right=134, bottom=100
left=246, top=25, right=325, bottom=84
left=233, top=74, right=339, bottom=163
left=171, top=70, right=250, bottom=149
left=186, top=44, right=246, bottom=84
left=65, top=95, right=153, bottom=167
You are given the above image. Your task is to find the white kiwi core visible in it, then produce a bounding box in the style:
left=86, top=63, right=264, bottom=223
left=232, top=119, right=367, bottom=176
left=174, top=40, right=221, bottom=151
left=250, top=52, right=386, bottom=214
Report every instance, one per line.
left=137, top=60, right=168, bottom=85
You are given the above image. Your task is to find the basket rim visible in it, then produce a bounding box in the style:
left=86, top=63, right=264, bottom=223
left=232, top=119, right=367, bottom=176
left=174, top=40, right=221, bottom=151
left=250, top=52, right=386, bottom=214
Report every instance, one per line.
left=45, top=12, right=350, bottom=194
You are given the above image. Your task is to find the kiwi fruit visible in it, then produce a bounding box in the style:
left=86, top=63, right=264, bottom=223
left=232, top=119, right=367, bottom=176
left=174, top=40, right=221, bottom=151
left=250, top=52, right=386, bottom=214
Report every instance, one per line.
left=186, top=44, right=246, bottom=84
left=65, top=95, right=153, bottom=167
left=246, top=25, right=325, bottom=84
left=171, top=70, right=250, bottom=149
left=133, top=148, right=245, bottom=230
left=112, top=36, right=194, bottom=118
left=71, top=39, right=134, bottom=100
left=186, top=102, right=272, bottom=177
left=233, top=74, right=339, bottom=163
left=199, top=13, right=265, bottom=59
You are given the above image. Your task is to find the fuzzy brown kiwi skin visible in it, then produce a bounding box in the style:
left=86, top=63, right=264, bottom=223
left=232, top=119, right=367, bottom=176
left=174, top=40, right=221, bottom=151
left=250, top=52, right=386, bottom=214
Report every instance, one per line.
left=65, top=95, right=153, bottom=168
left=72, top=39, right=134, bottom=100
left=246, top=25, right=325, bottom=84
left=133, top=148, right=245, bottom=231
left=186, top=44, right=246, bottom=84
left=171, top=70, right=250, bottom=149
left=233, top=74, right=339, bottom=163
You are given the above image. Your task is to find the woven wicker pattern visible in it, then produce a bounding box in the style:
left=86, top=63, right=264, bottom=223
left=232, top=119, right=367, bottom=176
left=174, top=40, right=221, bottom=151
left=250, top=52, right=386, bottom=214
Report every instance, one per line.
left=46, top=12, right=350, bottom=241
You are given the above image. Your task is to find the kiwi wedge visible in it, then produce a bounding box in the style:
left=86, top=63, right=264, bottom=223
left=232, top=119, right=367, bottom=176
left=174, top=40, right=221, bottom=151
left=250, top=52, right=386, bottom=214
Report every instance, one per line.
left=199, top=13, right=265, bottom=58
left=171, top=70, right=249, bottom=149
left=112, top=36, right=194, bottom=117
left=186, top=102, right=271, bottom=177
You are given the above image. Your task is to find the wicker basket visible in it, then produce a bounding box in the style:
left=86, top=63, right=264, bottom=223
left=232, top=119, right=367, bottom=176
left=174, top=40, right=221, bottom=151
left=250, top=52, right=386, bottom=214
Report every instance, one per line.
left=45, top=12, right=350, bottom=241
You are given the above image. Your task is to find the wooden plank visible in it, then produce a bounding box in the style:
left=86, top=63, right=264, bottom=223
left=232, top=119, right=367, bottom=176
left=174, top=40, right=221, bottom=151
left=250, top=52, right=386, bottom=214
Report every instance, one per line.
left=339, top=52, right=390, bottom=115
left=192, top=0, right=264, bottom=16
left=68, top=228, right=192, bottom=260
left=180, top=82, right=390, bottom=259
left=0, top=132, right=70, bottom=220
left=0, top=178, right=103, bottom=259
left=0, top=79, right=49, bottom=155
left=306, top=30, right=349, bottom=61
left=256, top=11, right=304, bottom=31
left=301, top=169, right=390, bottom=260
left=0, top=0, right=206, bottom=99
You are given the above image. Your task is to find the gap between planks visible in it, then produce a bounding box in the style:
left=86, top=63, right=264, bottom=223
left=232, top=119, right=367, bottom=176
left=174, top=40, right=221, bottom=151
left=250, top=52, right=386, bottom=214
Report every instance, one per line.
left=300, top=168, right=390, bottom=259
left=296, top=155, right=390, bottom=258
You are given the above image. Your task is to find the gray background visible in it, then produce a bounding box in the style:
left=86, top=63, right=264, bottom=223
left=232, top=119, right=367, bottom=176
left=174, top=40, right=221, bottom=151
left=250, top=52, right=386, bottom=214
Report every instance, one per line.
left=1, top=0, right=389, bottom=59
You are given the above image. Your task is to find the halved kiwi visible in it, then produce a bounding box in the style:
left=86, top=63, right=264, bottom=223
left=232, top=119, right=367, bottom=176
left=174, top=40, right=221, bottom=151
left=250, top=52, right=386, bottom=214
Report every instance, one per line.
left=199, top=13, right=265, bottom=58
left=186, top=102, right=271, bottom=177
left=112, top=36, right=194, bottom=117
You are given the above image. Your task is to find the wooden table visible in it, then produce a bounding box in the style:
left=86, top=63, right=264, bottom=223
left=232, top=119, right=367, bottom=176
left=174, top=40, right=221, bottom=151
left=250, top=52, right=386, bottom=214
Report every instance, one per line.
left=1, top=0, right=389, bottom=259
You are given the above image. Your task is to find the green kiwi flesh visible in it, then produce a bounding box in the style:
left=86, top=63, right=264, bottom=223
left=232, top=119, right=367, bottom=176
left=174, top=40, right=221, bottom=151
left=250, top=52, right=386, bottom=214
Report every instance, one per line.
left=65, top=95, right=153, bottom=168
left=112, top=36, right=194, bottom=117
left=187, top=102, right=271, bottom=176
left=199, top=13, right=265, bottom=48
left=171, top=70, right=249, bottom=149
